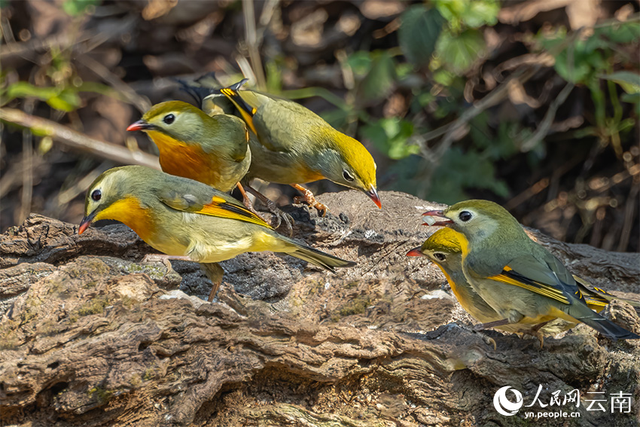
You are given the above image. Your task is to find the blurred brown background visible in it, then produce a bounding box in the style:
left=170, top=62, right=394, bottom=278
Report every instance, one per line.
left=1, top=0, right=639, bottom=251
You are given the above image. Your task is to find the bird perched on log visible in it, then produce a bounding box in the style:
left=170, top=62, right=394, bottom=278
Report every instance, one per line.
left=78, top=166, right=356, bottom=301
left=186, top=78, right=381, bottom=218
left=127, top=100, right=257, bottom=203
left=408, top=227, right=640, bottom=345
left=421, top=200, right=639, bottom=341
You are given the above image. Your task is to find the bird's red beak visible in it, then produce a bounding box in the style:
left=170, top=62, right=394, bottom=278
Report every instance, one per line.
left=78, top=217, right=91, bottom=235
left=406, top=246, right=424, bottom=257
left=366, top=185, right=382, bottom=209
left=78, top=210, right=97, bottom=235
left=422, top=210, right=453, bottom=226
left=126, top=120, right=151, bottom=132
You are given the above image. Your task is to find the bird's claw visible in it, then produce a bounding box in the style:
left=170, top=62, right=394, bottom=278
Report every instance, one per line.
left=261, top=197, right=294, bottom=235
left=294, top=196, right=327, bottom=217
left=454, top=322, right=497, bottom=350
left=291, top=184, right=328, bottom=217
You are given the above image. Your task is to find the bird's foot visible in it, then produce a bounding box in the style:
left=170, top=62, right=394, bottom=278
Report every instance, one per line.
left=529, top=321, right=551, bottom=348
left=291, top=183, right=327, bottom=217
left=244, top=184, right=295, bottom=235
left=458, top=323, right=496, bottom=350
left=264, top=199, right=295, bottom=235
left=236, top=182, right=286, bottom=229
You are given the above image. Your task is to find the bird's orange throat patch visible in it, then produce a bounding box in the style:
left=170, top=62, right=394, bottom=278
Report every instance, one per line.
left=146, top=130, right=220, bottom=186
left=93, top=196, right=155, bottom=242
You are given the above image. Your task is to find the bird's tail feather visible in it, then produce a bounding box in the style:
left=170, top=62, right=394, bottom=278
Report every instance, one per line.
left=280, top=235, right=356, bottom=272
left=566, top=297, right=640, bottom=340
left=575, top=275, right=640, bottom=309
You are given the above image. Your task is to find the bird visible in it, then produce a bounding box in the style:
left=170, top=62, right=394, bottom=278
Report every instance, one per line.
left=407, top=227, right=640, bottom=344
left=421, top=200, right=639, bottom=341
left=196, top=79, right=382, bottom=216
left=126, top=100, right=251, bottom=194
left=77, top=166, right=356, bottom=301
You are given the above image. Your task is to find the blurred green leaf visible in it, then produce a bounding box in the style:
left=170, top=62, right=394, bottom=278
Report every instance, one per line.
left=7, top=82, right=59, bottom=101
left=48, top=89, right=81, bottom=112
left=62, top=0, right=99, bottom=16
left=621, top=92, right=640, bottom=104
left=361, top=118, right=418, bottom=160
left=553, top=47, right=597, bottom=84
left=347, top=52, right=373, bottom=78
left=596, top=22, right=640, bottom=44
left=399, top=5, right=444, bottom=68
left=358, top=51, right=396, bottom=103
left=6, top=81, right=84, bottom=112
left=436, top=29, right=485, bottom=74
left=434, top=0, right=499, bottom=29
left=433, top=69, right=455, bottom=87
left=600, top=71, right=640, bottom=94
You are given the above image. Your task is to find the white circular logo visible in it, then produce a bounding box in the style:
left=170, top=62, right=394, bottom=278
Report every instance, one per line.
left=493, top=386, right=523, bottom=416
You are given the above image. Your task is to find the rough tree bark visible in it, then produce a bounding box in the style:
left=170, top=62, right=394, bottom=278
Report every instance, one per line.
left=0, top=191, right=639, bottom=427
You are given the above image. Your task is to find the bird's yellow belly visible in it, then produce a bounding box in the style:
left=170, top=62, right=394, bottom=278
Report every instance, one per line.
left=186, top=231, right=282, bottom=263
left=247, top=144, right=323, bottom=184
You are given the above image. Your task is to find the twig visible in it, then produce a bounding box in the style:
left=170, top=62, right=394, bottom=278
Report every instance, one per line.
left=0, top=15, right=136, bottom=61
left=57, top=161, right=111, bottom=206
left=520, top=81, right=575, bottom=152
left=0, top=107, right=160, bottom=169
left=19, top=100, right=35, bottom=225
left=243, top=0, right=266, bottom=90
left=431, top=65, right=540, bottom=163
left=617, top=181, right=638, bottom=252
left=76, top=55, right=151, bottom=113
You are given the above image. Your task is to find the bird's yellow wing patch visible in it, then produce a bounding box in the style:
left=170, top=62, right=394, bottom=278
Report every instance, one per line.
left=220, top=87, right=258, bottom=135
left=583, top=298, right=607, bottom=313
left=488, top=266, right=571, bottom=305
left=195, top=195, right=272, bottom=229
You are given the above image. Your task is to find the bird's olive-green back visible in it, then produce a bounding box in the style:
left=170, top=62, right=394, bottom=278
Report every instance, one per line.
left=444, top=199, right=576, bottom=288
left=239, top=90, right=378, bottom=191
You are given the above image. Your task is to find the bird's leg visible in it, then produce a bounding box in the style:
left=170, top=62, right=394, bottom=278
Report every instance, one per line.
left=235, top=182, right=277, bottom=227
left=530, top=321, right=551, bottom=348
left=199, top=262, right=225, bottom=302
left=291, top=183, right=327, bottom=217
left=244, top=184, right=294, bottom=235
left=141, top=254, right=192, bottom=272
left=236, top=182, right=255, bottom=212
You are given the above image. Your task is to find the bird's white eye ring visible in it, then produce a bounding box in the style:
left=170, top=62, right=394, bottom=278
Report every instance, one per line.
left=434, top=252, right=446, bottom=261
left=342, top=170, right=355, bottom=182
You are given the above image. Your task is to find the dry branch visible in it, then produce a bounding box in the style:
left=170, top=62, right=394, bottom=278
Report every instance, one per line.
left=0, top=107, right=160, bottom=169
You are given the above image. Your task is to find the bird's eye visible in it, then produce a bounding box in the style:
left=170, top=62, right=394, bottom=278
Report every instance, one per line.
left=91, top=189, right=102, bottom=201
left=342, top=170, right=355, bottom=182
left=434, top=253, right=446, bottom=261
left=163, top=114, right=175, bottom=125
left=459, top=211, right=472, bottom=222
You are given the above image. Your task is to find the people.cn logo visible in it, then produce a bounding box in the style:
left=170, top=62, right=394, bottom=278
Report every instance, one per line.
left=493, top=386, right=524, bottom=416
